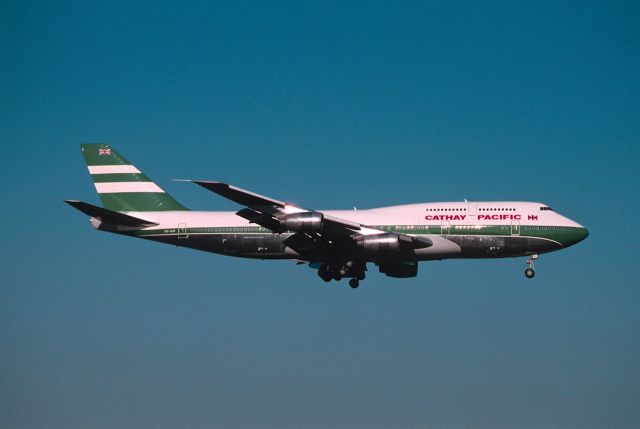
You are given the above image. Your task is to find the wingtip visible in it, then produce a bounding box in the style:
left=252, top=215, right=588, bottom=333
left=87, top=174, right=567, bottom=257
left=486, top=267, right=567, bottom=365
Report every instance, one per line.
left=192, top=179, right=226, bottom=184
left=170, top=179, right=228, bottom=189
left=191, top=180, right=229, bottom=189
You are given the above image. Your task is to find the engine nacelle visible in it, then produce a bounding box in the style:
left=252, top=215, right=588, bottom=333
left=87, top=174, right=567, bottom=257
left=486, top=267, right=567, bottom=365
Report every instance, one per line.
left=283, top=212, right=324, bottom=232
left=378, top=261, right=418, bottom=278
left=356, top=233, right=414, bottom=259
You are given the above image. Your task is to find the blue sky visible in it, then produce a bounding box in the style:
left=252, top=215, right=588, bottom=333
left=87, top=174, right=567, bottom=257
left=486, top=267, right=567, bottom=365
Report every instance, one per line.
left=2, top=1, right=639, bottom=428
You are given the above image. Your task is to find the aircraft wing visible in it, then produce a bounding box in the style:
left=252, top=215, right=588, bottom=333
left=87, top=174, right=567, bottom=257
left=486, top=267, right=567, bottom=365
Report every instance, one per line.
left=190, top=180, right=432, bottom=257
left=191, top=181, right=286, bottom=211
left=191, top=180, right=364, bottom=236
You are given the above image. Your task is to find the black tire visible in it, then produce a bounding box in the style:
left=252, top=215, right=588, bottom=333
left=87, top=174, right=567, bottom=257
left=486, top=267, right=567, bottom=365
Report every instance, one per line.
left=525, top=268, right=535, bottom=279
left=349, top=278, right=359, bottom=289
left=317, top=265, right=332, bottom=282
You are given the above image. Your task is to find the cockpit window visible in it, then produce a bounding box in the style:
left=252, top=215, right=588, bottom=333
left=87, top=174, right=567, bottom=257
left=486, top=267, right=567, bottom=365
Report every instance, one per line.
left=540, top=206, right=553, bottom=211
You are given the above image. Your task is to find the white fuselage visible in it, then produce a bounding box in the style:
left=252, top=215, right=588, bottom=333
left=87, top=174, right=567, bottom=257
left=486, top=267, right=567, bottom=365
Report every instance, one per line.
left=124, top=201, right=584, bottom=231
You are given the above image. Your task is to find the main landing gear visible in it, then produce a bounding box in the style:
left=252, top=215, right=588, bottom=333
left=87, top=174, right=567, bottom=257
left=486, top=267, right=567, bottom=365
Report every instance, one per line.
left=525, top=254, right=538, bottom=279
left=317, top=260, right=365, bottom=288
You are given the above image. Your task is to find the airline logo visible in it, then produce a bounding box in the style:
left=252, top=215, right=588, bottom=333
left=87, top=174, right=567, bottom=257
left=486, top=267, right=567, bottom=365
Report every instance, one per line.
left=425, top=214, right=467, bottom=221
left=98, top=148, right=111, bottom=155
left=425, top=211, right=540, bottom=221
left=478, top=214, right=521, bottom=220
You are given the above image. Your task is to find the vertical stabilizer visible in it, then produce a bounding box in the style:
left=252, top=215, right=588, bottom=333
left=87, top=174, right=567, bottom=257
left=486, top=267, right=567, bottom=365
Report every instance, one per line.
left=80, top=143, right=188, bottom=211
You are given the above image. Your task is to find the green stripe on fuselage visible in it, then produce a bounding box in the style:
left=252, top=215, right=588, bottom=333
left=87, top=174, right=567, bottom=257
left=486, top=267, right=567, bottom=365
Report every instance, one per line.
left=131, top=224, right=587, bottom=246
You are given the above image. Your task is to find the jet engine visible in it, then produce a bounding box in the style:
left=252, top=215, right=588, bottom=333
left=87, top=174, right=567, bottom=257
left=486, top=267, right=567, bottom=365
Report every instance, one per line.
left=356, top=233, right=415, bottom=259
left=283, top=212, right=324, bottom=232
left=378, top=260, right=418, bottom=278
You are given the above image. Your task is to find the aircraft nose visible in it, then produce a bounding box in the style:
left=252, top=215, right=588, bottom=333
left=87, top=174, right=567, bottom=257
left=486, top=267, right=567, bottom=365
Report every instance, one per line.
left=577, top=227, right=589, bottom=242
left=564, top=226, right=589, bottom=247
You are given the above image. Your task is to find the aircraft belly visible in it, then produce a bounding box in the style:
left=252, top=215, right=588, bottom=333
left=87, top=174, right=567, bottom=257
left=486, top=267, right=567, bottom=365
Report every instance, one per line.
left=142, top=231, right=562, bottom=262
left=143, top=233, right=291, bottom=259
left=414, top=235, right=462, bottom=260
left=229, top=234, right=290, bottom=258
left=446, top=235, right=562, bottom=258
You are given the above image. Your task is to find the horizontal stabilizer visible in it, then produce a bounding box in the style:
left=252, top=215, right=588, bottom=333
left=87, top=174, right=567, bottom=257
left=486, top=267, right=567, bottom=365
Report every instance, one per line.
left=64, top=200, right=158, bottom=227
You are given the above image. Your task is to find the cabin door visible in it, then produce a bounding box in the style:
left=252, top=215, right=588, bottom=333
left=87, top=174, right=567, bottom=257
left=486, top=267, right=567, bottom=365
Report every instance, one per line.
left=511, top=221, right=520, bottom=236
left=467, top=202, right=477, bottom=216
left=178, top=223, right=188, bottom=239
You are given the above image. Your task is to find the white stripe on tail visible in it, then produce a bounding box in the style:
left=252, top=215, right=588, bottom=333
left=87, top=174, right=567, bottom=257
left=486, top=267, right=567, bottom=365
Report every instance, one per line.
left=94, top=182, right=165, bottom=193
left=88, top=165, right=141, bottom=174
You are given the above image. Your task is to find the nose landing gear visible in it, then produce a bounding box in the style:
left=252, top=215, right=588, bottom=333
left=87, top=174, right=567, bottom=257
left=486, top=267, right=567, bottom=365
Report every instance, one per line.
left=525, top=254, right=538, bottom=279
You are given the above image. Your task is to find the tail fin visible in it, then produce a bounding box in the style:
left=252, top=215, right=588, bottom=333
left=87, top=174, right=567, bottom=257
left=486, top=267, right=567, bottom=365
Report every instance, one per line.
left=80, top=143, right=188, bottom=211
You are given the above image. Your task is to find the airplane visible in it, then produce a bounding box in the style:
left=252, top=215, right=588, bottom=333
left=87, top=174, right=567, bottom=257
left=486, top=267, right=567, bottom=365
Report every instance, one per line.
left=66, top=144, right=589, bottom=288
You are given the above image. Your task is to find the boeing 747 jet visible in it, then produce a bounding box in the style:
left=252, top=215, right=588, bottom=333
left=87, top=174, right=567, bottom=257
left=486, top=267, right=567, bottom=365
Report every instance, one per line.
left=66, top=144, right=589, bottom=288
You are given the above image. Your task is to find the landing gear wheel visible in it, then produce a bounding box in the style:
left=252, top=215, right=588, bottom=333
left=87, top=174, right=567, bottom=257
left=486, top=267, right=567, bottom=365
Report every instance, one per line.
left=524, top=254, right=538, bottom=279
left=318, top=264, right=333, bottom=282
left=349, top=278, right=360, bottom=289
